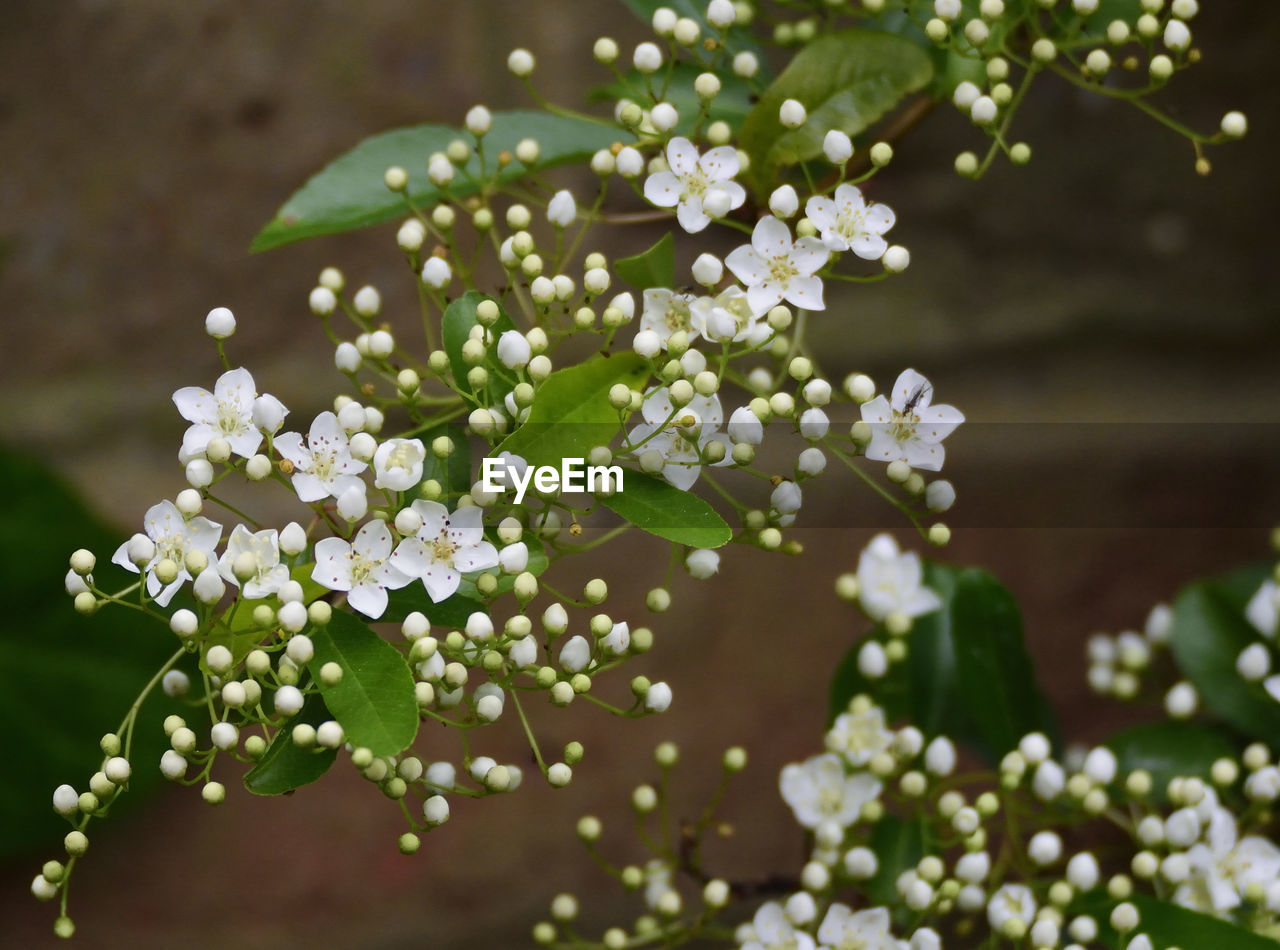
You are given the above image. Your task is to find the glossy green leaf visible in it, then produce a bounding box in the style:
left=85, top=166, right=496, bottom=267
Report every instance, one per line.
left=617, top=0, right=771, bottom=81
left=1072, top=891, right=1278, bottom=950
left=1169, top=564, right=1280, bottom=742
left=614, top=232, right=676, bottom=292
left=441, top=290, right=519, bottom=401
left=863, top=816, right=936, bottom=908
left=243, top=692, right=338, bottom=795
left=1105, top=721, right=1238, bottom=803
left=307, top=610, right=418, bottom=756
left=738, top=30, right=933, bottom=196
left=599, top=471, right=731, bottom=548
left=590, top=64, right=755, bottom=133
left=829, top=563, right=1057, bottom=763
left=0, top=447, right=184, bottom=857
left=496, top=352, right=649, bottom=469
left=252, top=111, right=624, bottom=251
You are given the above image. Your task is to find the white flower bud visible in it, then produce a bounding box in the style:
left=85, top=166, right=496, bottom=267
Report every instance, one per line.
left=507, top=48, right=535, bottom=76
left=423, top=795, right=450, bottom=825
left=645, top=681, right=673, bottom=712
left=1165, top=681, right=1198, bottom=718
left=692, top=253, right=723, bottom=286
left=935, top=0, right=961, bottom=19
left=192, top=567, right=224, bottom=604
left=204, top=307, right=236, bottom=339
left=779, top=98, right=807, bottom=128
left=686, top=549, right=720, bottom=579
left=769, top=185, right=799, bottom=218
left=634, top=41, right=662, bottom=72
left=547, top=189, right=577, bottom=228
left=797, top=447, right=826, bottom=475
left=771, top=480, right=802, bottom=514
left=1033, top=759, right=1065, bottom=800
left=559, top=635, right=591, bottom=673
left=798, top=407, right=829, bottom=440
left=925, top=736, right=957, bottom=775
left=499, top=541, right=529, bottom=574
left=882, top=245, right=910, bottom=272
left=857, top=640, right=888, bottom=679
left=1221, top=111, right=1247, bottom=138
left=1237, top=643, right=1271, bottom=681
left=707, top=0, right=736, bottom=27
left=1028, top=830, right=1062, bottom=865
left=496, top=330, right=532, bottom=369
left=1163, top=18, right=1190, bottom=50
left=185, top=459, right=214, bottom=489
left=465, top=105, right=492, bottom=136
left=823, top=129, right=853, bottom=164
left=733, top=51, right=759, bottom=78
left=421, top=256, right=452, bottom=289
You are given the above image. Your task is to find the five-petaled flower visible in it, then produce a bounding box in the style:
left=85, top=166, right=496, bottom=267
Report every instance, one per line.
left=805, top=184, right=896, bottom=259
left=111, top=500, right=222, bottom=607
left=741, top=900, right=816, bottom=950
left=860, top=368, right=964, bottom=472
left=311, top=520, right=420, bottom=619
left=276, top=411, right=368, bottom=502
left=628, top=388, right=728, bottom=490
left=856, top=533, right=942, bottom=623
left=638, top=288, right=700, bottom=347
left=779, top=752, right=882, bottom=829
left=173, top=367, right=279, bottom=459
left=401, top=499, right=500, bottom=602
left=816, top=904, right=899, bottom=950
left=725, top=216, right=829, bottom=316
left=690, top=286, right=772, bottom=345
left=642, top=136, right=746, bottom=233
left=373, top=437, right=426, bottom=492
left=217, top=525, right=289, bottom=599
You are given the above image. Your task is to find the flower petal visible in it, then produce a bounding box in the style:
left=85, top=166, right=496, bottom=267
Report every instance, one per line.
left=783, top=275, right=825, bottom=311
left=642, top=171, right=682, bottom=209
left=676, top=198, right=710, bottom=233
left=665, top=136, right=699, bottom=177
left=890, top=368, right=933, bottom=412
left=751, top=215, right=793, bottom=257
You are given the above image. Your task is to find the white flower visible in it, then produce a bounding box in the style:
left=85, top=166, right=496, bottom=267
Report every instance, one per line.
left=725, top=216, right=829, bottom=316
left=372, top=437, right=426, bottom=492
left=546, top=189, right=577, bottom=227
left=690, top=286, right=771, bottom=345
left=1175, top=805, right=1280, bottom=915
left=856, top=533, right=942, bottom=622
left=642, top=136, right=746, bottom=233
left=276, top=411, right=368, bottom=502
left=827, top=705, right=894, bottom=766
left=639, top=288, right=699, bottom=347
left=742, top=901, right=817, bottom=950
left=172, top=367, right=272, bottom=459
left=805, top=184, right=896, bottom=259
left=780, top=754, right=880, bottom=830
left=111, top=501, right=222, bottom=608
left=1246, top=580, right=1279, bottom=638
left=987, top=883, right=1037, bottom=931
left=628, top=388, right=727, bottom=490
left=816, top=904, right=898, bottom=950
left=860, top=368, right=964, bottom=472
left=311, top=520, right=419, bottom=619
left=402, top=500, right=499, bottom=602
left=217, top=525, right=288, bottom=599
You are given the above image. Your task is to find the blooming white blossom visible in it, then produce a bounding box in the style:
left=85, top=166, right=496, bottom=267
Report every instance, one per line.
left=860, top=369, right=964, bottom=472
left=276, top=411, right=368, bottom=502
left=856, top=533, right=942, bottom=622
left=742, top=900, right=817, bottom=950
left=642, top=136, right=746, bottom=233
left=372, top=437, right=426, bottom=492
left=111, top=501, right=222, bottom=608
left=987, top=883, right=1037, bottom=931
left=816, top=904, right=898, bottom=950
left=401, top=499, right=499, bottom=602
left=1175, top=805, right=1280, bottom=915
left=780, top=754, right=881, bottom=830
left=628, top=388, right=727, bottom=490
left=311, top=520, right=420, bottom=619
left=173, top=367, right=278, bottom=459
left=725, top=216, right=829, bottom=316
left=217, top=525, right=288, bottom=599
left=826, top=705, right=894, bottom=766
left=690, top=286, right=771, bottom=345
left=638, top=288, right=699, bottom=348
left=805, top=184, right=896, bottom=259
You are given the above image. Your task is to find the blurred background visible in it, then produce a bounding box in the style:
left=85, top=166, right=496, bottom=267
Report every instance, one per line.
left=1, top=1, right=1277, bottom=947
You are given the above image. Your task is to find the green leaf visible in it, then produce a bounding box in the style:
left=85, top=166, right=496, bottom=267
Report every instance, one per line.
left=442, top=290, right=519, bottom=402
left=614, top=232, right=676, bottom=292
left=243, top=692, right=338, bottom=795
left=599, top=471, right=732, bottom=548
left=307, top=611, right=418, bottom=756
left=1169, top=564, right=1280, bottom=742
left=251, top=111, right=624, bottom=251
left=616, top=0, right=771, bottom=81
left=590, top=64, right=755, bottom=134
left=0, top=446, right=184, bottom=857
left=738, top=30, right=933, bottom=196
left=1105, top=721, right=1238, bottom=803
left=829, top=563, right=1057, bottom=763
left=1072, top=891, right=1279, bottom=950
left=496, top=352, right=649, bottom=469
left=863, top=816, right=936, bottom=908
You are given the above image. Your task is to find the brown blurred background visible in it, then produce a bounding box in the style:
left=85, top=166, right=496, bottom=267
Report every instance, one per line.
left=2, top=1, right=1277, bottom=947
